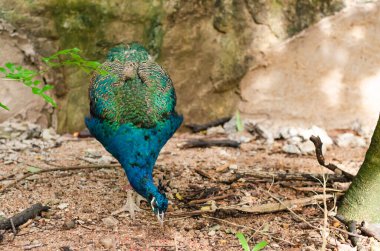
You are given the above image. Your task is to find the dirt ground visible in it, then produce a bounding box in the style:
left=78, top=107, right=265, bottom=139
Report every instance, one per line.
left=0, top=132, right=375, bottom=250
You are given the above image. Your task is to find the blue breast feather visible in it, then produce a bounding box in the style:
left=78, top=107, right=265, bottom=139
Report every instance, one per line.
left=85, top=113, right=183, bottom=199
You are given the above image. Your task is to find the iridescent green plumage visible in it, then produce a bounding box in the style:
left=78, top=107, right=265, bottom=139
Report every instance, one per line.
left=89, top=43, right=176, bottom=128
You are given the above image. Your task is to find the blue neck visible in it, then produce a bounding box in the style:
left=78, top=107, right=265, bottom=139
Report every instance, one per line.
left=85, top=112, right=183, bottom=202
left=118, top=149, right=160, bottom=199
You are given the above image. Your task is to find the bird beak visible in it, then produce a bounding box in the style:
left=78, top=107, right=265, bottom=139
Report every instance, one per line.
left=151, top=197, right=156, bottom=211
left=157, top=211, right=165, bottom=227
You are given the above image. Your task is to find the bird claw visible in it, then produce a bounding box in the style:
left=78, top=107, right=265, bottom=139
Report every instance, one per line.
left=112, top=190, right=142, bottom=219
left=156, top=211, right=165, bottom=227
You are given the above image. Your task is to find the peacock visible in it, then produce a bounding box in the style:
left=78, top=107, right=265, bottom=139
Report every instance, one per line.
left=85, top=42, right=183, bottom=224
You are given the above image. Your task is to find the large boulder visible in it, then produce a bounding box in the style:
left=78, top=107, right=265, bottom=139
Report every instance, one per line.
left=239, top=2, right=380, bottom=131
left=0, top=0, right=345, bottom=132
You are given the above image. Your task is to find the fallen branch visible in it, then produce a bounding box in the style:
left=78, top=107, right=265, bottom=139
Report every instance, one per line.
left=220, top=194, right=335, bottom=214
left=185, top=117, right=231, bottom=133
left=283, top=185, right=345, bottom=193
left=182, top=139, right=240, bottom=149
left=309, top=136, right=354, bottom=180
left=193, top=168, right=215, bottom=180
left=0, top=203, right=50, bottom=230
left=220, top=171, right=348, bottom=184
left=171, top=194, right=335, bottom=217
left=361, top=222, right=380, bottom=242
left=188, top=194, right=233, bottom=205
left=0, top=164, right=121, bottom=193
left=335, top=215, right=380, bottom=242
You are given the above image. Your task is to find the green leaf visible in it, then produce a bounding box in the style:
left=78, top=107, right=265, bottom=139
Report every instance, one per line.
left=236, top=233, right=250, bottom=251
left=26, top=166, right=41, bottom=173
left=24, top=80, right=33, bottom=86
left=252, top=241, right=268, bottom=251
left=0, top=67, right=6, bottom=73
left=0, top=102, right=10, bottom=110
left=32, top=87, right=41, bottom=94
left=41, top=84, right=54, bottom=92
left=236, top=111, right=244, bottom=132
left=5, top=62, right=15, bottom=72
left=33, top=80, right=41, bottom=86
left=41, top=93, right=57, bottom=107
left=84, top=61, right=101, bottom=69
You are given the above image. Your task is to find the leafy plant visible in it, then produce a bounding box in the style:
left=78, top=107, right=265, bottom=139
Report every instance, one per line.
left=0, top=48, right=105, bottom=110
left=236, top=232, right=268, bottom=251
left=42, top=48, right=107, bottom=75
left=236, top=110, right=244, bottom=132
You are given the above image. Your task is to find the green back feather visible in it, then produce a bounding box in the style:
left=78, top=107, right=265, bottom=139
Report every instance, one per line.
left=89, top=43, right=176, bottom=128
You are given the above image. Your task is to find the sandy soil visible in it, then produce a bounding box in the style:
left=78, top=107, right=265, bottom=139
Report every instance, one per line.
left=0, top=132, right=373, bottom=250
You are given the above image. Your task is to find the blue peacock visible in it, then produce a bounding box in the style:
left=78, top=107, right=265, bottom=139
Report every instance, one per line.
left=85, top=42, right=182, bottom=224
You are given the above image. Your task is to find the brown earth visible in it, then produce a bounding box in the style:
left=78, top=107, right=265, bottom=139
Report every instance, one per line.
left=0, top=133, right=376, bottom=250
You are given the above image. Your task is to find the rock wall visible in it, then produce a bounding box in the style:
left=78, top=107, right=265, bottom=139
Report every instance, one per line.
left=0, top=20, right=51, bottom=127
left=239, top=2, right=380, bottom=131
left=0, top=0, right=345, bottom=132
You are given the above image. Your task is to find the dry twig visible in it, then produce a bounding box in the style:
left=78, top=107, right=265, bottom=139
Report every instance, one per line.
left=188, top=194, right=233, bottom=205
left=309, top=136, right=354, bottom=180
left=0, top=203, right=50, bottom=231
left=182, top=139, right=240, bottom=149
left=0, top=164, right=120, bottom=193
left=193, top=168, right=215, bottom=180
left=185, top=117, right=231, bottom=133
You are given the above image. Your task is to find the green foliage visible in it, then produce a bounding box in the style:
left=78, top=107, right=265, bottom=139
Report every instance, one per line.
left=236, top=110, right=244, bottom=132
left=0, top=62, right=56, bottom=109
left=236, top=232, right=268, bottom=251
left=42, top=48, right=107, bottom=75
left=0, top=47, right=105, bottom=110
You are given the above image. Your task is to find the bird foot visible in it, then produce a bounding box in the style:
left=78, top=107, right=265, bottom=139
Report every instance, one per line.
left=112, top=189, right=145, bottom=219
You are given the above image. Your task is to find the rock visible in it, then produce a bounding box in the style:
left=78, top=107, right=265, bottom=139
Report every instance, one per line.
left=277, top=126, right=333, bottom=146
left=57, top=203, right=69, bottom=210
left=287, top=136, right=303, bottom=145
left=216, top=164, right=229, bottom=173
left=300, top=126, right=333, bottom=146
left=100, top=236, right=115, bottom=249
left=223, top=117, right=237, bottom=134
left=335, top=133, right=366, bottom=148
left=84, top=149, right=102, bottom=159
left=278, top=127, right=291, bottom=139
left=228, top=164, right=238, bottom=171
left=102, top=216, right=119, bottom=228
left=63, top=220, right=76, bottom=230
left=206, top=126, right=225, bottom=136
left=82, top=155, right=115, bottom=165
left=298, top=141, right=316, bottom=155
left=208, top=230, right=216, bottom=236
left=227, top=132, right=253, bottom=143
left=282, top=144, right=302, bottom=155
left=245, top=121, right=274, bottom=143
left=41, top=128, right=58, bottom=140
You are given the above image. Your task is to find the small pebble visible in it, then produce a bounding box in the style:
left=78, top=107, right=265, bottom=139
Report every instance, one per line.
left=102, top=216, right=119, bottom=228
left=63, top=220, right=76, bottom=230
left=228, top=164, right=238, bottom=170
left=57, top=203, right=69, bottom=210
left=100, top=236, right=115, bottom=249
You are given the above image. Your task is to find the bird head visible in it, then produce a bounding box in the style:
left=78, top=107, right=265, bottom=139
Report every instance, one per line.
left=149, top=191, right=168, bottom=226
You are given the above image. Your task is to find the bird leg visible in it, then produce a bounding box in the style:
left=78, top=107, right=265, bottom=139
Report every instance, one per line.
left=112, top=187, right=144, bottom=219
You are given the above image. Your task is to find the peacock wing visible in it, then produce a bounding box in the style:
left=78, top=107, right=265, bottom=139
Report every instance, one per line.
left=135, top=61, right=177, bottom=126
